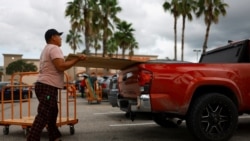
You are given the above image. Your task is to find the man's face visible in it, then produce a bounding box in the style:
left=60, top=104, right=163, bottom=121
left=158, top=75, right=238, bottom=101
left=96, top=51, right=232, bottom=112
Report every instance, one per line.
left=52, top=34, right=62, bottom=47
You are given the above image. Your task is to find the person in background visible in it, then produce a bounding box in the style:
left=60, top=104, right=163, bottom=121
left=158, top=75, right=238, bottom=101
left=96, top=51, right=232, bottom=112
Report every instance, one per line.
left=27, top=28, right=86, bottom=141
left=80, top=75, right=88, bottom=98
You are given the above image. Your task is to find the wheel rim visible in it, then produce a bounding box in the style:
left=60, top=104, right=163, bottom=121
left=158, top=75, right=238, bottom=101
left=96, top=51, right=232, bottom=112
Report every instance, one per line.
left=200, top=103, right=231, bottom=137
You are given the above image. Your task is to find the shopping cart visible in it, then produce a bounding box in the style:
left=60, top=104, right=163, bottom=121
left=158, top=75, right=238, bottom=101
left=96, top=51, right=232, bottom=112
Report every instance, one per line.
left=85, top=77, right=102, bottom=104
left=0, top=72, right=78, bottom=136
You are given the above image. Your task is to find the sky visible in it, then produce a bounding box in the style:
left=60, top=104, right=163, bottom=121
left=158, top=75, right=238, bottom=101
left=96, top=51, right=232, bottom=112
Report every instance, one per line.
left=0, top=0, right=250, bottom=66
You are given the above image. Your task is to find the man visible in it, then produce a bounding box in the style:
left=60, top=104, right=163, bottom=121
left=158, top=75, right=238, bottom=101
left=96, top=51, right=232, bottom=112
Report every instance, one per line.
left=27, top=29, right=86, bottom=141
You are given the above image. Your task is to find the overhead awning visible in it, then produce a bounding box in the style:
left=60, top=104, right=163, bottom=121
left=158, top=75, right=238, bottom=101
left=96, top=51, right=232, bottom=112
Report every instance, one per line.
left=65, top=54, right=146, bottom=70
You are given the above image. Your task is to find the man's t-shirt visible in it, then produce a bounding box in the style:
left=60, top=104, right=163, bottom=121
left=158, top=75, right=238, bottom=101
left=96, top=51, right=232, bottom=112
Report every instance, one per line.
left=37, top=44, right=64, bottom=88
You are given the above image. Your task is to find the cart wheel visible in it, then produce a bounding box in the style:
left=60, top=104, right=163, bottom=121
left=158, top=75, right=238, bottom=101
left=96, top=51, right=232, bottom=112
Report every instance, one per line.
left=23, top=128, right=30, bottom=136
left=3, top=126, right=9, bottom=135
left=69, top=125, right=75, bottom=135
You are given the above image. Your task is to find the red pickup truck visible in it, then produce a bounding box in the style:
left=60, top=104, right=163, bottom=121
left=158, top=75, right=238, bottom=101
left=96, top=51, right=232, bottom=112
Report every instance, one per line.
left=118, top=39, right=250, bottom=141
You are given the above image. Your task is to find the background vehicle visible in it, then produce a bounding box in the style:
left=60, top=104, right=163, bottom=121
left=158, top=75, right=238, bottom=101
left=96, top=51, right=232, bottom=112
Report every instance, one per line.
left=118, top=39, right=250, bottom=141
left=107, top=74, right=119, bottom=107
left=99, top=76, right=112, bottom=99
left=74, top=80, right=81, bottom=91
left=0, top=81, right=33, bottom=101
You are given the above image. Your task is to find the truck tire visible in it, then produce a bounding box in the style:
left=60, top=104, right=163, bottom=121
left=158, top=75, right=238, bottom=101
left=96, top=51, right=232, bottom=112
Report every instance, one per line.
left=153, top=113, right=180, bottom=128
left=186, top=93, right=238, bottom=141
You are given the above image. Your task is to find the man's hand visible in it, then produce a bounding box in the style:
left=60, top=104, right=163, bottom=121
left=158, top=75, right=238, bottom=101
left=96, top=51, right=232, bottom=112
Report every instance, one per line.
left=53, top=54, right=87, bottom=72
left=77, top=55, right=86, bottom=61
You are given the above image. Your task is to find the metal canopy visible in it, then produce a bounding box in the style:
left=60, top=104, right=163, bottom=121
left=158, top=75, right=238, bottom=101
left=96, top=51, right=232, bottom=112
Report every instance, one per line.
left=65, top=54, right=145, bottom=70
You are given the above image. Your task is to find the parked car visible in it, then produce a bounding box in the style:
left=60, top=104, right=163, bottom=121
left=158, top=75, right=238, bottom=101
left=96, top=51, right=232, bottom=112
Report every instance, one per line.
left=0, top=81, right=33, bottom=101
left=108, top=74, right=119, bottom=107
left=74, top=80, right=81, bottom=91
left=99, top=76, right=112, bottom=99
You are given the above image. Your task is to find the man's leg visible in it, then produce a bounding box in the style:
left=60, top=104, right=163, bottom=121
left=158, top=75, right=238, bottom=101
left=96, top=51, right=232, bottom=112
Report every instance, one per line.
left=27, top=83, right=50, bottom=141
left=47, top=91, right=61, bottom=141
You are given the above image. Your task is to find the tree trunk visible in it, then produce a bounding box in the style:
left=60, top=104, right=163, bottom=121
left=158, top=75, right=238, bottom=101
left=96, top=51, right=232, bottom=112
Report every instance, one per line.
left=202, top=21, right=211, bottom=54
left=84, top=8, right=90, bottom=55
left=174, top=17, right=177, bottom=61
left=122, top=47, right=125, bottom=59
left=102, top=15, right=108, bottom=57
left=181, top=15, right=186, bottom=61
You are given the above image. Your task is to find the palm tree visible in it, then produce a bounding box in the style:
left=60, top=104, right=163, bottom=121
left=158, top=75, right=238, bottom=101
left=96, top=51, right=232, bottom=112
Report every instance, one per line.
left=107, top=36, right=118, bottom=58
left=65, top=1, right=81, bottom=24
left=114, top=21, right=135, bottom=59
left=65, top=0, right=96, bottom=55
left=90, top=32, right=102, bottom=56
left=65, top=0, right=83, bottom=50
left=163, top=0, right=181, bottom=61
left=128, top=37, right=139, bottom=59
left=90, top=2, right=103, bottom=56
left=196, top=0, right=228, bottom=54
left=66, top=29, right=83, bottom=54
left=65, top=29, right=83, bottom=80
left=179, top=0, right=197, bottom=61
left=83, top=0, right=98, bottom=55
left=99, top=0, right=122, bottom=57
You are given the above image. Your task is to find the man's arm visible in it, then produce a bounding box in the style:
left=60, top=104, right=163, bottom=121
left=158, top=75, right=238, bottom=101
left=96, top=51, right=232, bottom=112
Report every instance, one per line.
left=52, top=55, right=86, bottom=72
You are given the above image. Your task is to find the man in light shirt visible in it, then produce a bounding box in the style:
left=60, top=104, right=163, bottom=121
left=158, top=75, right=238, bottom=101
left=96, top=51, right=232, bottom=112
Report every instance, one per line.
left=27, top=29, right=86, bottom=141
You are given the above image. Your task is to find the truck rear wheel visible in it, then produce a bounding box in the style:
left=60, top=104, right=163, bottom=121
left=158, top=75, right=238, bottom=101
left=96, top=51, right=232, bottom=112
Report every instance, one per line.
left=186, top=93, right=238, bottom=141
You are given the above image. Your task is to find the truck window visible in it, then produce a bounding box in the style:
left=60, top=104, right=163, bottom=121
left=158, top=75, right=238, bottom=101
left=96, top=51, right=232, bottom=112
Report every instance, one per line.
left=200, top=40, right=249, bottom=63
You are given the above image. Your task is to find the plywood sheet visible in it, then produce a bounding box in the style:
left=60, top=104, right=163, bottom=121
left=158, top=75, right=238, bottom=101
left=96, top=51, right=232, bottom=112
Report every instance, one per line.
left=65, top=54, right=145, bottom=70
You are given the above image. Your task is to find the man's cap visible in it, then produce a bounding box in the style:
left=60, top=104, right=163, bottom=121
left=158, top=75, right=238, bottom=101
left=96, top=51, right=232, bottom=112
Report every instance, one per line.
left=45, top=29, right=63, bottom=42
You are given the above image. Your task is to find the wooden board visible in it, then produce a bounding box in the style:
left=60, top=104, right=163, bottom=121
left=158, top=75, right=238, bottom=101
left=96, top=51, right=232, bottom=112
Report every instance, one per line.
left=65, top=54, right=146, bottom=70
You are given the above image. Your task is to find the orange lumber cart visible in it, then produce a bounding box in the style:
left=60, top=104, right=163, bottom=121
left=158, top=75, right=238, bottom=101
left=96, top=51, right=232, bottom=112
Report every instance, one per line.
left=0, top=72, right=78, bottom=136
left=85, top=78, right=102, bottom=104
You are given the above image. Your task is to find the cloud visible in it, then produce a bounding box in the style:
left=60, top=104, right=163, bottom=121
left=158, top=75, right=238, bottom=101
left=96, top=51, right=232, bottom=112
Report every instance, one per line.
left=0, top=0, right=250, bottom=66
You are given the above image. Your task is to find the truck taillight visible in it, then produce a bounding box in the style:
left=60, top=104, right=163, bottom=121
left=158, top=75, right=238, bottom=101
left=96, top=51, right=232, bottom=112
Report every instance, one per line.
left=138, top=70, right=152, bottom=86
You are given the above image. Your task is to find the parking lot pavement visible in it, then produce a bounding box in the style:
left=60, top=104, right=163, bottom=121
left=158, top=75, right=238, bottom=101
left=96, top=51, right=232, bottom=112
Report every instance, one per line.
left=0, top=92, right=155, bottom=141
left=1, top=91, right=250, bottom=141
